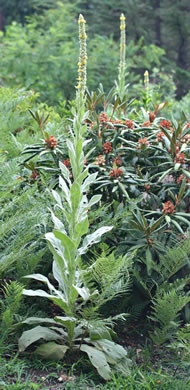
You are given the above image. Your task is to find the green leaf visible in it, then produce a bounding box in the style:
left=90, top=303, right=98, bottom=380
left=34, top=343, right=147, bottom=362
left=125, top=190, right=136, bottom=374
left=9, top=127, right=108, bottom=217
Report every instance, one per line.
left=50, top=211, right=66, bottom=233
left=55, top=316, right=77, bottom=327
left=177, top=179, right=186, bottom=201
left=76, top=138, right=83, bottom=161
left=89, top=327, right=112, bottom=341
left=145, top=248, right=153, bottom=275
left=73, top=285, right=90, bottom=301
left=59, top=176, right=71, bottom=204
left=52, top=261, right=65, bottom=291
left=23, top=289, right=68, bottom=311
left=82, top=173, right=98, bottom=192
left=80, top=344, right=111, bottom=380
left=55, top=316, right=76, bottom=338
left=52, top=190, right=63, bottom=209
left=49, top=297, right=68, bottom=312
left=77, top=167, right=89, bottom=184
left=53, top=230, right=76, bottom=263
left=88, top=195, right=102, bottom=207
left=78, top=226, right=113, bottom=255
left=75, top=217, right=89, bottom=237
left=23, top=273, right=56, bottom=294
left=160, top=127, right=172, bottom=141
left=21, top=317, right=57, bottom=326
left=46, top=232, right=69, bottom=278
left=165, top=215, right=171, bottom=224
left=182, top=169, right=190, bottom=180
left=23, top=289, right=56, bottom=299
left=34, top=342, right=68, bottom=361
left=157, top=168, right=173, bottom=183
left=170, top=219, right=184, bottom=234
left=59, top=161, right=71, bottom=184
left=19, top=326, right=61, bottom=352
left=150, top=215, right=165, bottom=233
left=90, top=338, right=128, bottom=361
left=174, top=215, right=190, bottom=225
left=70, top=182, right=82, bottom=211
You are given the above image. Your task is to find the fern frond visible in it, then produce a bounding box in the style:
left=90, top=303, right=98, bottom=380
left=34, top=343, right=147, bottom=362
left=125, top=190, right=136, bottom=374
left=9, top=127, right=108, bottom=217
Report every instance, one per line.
left=150, top=289, right=190, bottom=345
left=83, top=249, right=134, bottom=310
left=0, top=281, right=23, bottom=344
left=159, top=237, right=190, bottom=281
left=160, top=276, right=190, bottom=293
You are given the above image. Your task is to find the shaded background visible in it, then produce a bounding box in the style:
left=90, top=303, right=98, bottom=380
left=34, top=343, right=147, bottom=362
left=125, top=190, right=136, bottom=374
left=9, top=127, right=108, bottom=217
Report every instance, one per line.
left=0, top=0, right=189, bottom=103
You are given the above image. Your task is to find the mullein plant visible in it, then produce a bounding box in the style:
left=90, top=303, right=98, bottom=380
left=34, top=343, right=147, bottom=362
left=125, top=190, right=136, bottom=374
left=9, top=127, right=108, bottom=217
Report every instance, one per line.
left=141, top=69, right=153, bottom=110
left=18, top=14, right=132, bottom=380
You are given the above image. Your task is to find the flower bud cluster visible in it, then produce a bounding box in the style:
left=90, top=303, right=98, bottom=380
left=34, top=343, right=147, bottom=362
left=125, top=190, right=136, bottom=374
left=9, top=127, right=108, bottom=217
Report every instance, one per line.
left=45, top=135, right=57, bottom=149
left=144, top=70, right=149, bottom=93
left=162, top=201, right=176, bottom=215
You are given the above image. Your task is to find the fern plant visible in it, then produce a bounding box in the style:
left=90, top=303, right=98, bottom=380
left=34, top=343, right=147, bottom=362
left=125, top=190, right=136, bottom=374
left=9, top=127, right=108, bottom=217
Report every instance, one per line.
left=150, top=288, right=190, bottom=345
left=132, top=237, right=190, bottom=345
left=0, top=281, right=23, bottom=346
left=168, top=324, right=190, bottom=372
left=0, top=175, right=52, bottom=279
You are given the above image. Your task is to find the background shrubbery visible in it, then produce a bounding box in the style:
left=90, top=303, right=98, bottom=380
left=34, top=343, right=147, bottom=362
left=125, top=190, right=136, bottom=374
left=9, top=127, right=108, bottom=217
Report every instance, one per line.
left=0, top=1, right=189, bottom=105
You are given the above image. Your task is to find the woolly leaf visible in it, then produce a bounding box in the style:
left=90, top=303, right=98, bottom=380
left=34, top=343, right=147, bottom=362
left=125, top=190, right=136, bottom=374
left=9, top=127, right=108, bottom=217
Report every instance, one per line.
left=34, top=342, right=68, bottom=361
left=21, top=317, right=57, bottom=326
left=75, top=217, right=89, bottom=236
left=78, top=226, right=113, bottom=255
left=80, top=344, right=111, bottom=380
left=19, top=326, right=61, bottom=352
left=81, top=173, right=98, bottom=192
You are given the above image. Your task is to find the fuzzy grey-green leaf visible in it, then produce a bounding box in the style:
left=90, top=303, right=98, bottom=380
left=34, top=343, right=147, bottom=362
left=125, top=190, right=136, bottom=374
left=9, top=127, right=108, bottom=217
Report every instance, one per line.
left=18, top=326, right=61, bottom=352
left=34, top=342, right=68, bottom=361
left=80, top=344, right=111, bottom=380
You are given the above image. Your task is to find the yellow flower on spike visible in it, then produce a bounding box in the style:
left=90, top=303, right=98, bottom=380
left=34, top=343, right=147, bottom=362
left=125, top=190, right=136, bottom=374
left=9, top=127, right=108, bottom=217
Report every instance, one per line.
left=119, top=14, right=126, bottom=76
left=117, top=13, right=126, bottom=100
left=144, top=70, right=149, bottom=93
left=120, top=14, right=126, bottom=21
left=77, top=14, right=87, bottom=93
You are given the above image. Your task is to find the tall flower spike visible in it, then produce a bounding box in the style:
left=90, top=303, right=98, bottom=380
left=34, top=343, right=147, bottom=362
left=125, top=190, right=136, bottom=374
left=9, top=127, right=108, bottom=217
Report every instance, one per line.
left=144, top=70, right=149, bottom=94
left=118, top=13, right=126, bottom=99
left=77, top=14, right=87, bottom=94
